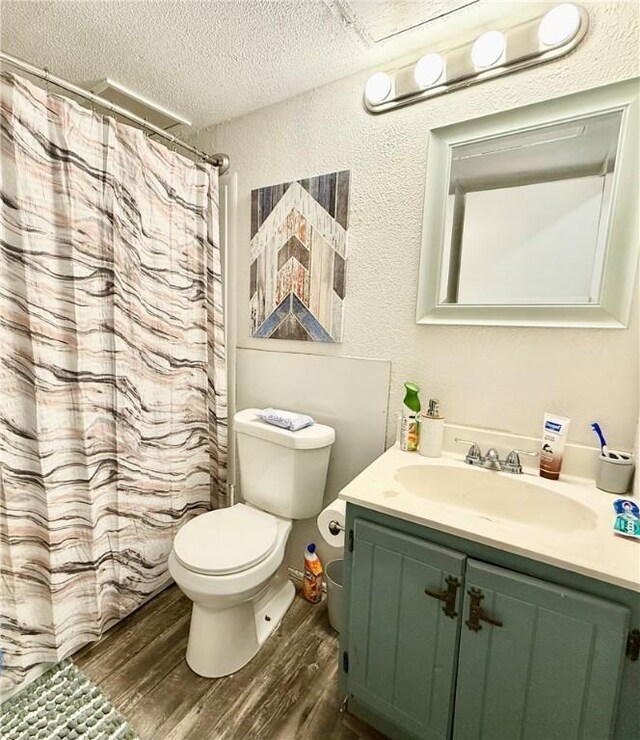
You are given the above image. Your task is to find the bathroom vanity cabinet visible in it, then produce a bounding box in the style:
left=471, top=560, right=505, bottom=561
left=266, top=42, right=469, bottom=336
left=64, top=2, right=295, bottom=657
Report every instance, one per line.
left=339, top=504, right=640, bottom=740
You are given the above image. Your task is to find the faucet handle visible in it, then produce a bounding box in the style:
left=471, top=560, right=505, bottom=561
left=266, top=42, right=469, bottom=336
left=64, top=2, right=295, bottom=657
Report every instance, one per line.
left=455, top=438, right=482, bottom=464
left=504, top=449, right=538, bottom=474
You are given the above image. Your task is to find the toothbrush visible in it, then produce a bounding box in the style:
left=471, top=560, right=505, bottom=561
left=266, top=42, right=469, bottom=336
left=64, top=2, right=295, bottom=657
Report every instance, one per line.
left=591, top=422, right=609, bottom=457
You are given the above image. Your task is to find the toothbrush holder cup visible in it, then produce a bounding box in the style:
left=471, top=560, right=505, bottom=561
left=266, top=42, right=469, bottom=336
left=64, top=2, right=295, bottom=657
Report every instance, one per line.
left=596, top=451, right=635, bottom=494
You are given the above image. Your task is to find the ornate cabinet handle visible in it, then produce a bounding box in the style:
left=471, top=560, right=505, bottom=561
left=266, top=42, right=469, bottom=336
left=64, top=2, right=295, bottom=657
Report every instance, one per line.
left=465, top=587, right=503, bottom=631
left=424, top=575, right=461, bottom=618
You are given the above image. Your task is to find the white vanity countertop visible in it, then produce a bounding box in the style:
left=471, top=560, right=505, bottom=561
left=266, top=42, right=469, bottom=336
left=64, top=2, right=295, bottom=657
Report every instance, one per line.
left=338, top=445, right=640, bottom=593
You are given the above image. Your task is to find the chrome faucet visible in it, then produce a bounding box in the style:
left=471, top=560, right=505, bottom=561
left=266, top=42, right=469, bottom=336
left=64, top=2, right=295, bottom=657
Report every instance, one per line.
left=455, top=438, right=538, bottom=474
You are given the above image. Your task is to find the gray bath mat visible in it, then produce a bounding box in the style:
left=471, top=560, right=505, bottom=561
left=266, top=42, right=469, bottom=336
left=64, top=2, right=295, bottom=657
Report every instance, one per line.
left=1, top=659, right=139, bottom=740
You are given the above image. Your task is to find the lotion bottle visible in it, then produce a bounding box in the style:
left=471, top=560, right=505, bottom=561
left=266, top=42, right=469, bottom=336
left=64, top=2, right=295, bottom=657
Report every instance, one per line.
left=419, top=399, right=445, bottom=457
left=539, top=412, right=571, bottom=480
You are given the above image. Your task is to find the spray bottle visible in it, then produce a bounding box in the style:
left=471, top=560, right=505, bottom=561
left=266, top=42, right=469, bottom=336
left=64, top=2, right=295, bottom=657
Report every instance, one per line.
left=400, top=382, right=421, bottom=452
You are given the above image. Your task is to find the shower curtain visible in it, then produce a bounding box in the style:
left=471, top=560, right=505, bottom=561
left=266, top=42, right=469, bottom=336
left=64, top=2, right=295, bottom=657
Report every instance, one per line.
left=0, top=72, right=226, bottom=698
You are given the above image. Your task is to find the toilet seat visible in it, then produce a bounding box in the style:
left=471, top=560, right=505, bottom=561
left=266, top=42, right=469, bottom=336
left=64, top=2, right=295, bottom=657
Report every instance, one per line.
left=173, top=504, right=278, bottom=576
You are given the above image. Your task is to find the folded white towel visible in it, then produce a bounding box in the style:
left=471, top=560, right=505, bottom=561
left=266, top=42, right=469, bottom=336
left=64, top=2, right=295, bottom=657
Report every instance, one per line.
left=259, top=408, right=315, bottom=432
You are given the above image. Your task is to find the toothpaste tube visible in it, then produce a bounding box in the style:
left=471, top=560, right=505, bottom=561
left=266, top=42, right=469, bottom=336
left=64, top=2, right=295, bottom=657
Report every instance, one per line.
left=613, top=499, right=640, bottom=539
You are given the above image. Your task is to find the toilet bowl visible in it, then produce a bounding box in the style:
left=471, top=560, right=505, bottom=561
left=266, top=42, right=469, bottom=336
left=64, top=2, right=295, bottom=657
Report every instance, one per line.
left=168, top=503, right=294, bottom=677
left=170, top=408, right=335, bottom=678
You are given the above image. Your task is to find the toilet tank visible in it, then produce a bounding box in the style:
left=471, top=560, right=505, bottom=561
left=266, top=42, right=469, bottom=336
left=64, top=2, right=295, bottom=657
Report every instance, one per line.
left=234, top=409, right=335, bottom=520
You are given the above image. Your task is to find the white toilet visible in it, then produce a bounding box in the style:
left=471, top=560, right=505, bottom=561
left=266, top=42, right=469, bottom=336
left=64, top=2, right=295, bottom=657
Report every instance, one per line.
left=168, top=408, right=335, bottom=678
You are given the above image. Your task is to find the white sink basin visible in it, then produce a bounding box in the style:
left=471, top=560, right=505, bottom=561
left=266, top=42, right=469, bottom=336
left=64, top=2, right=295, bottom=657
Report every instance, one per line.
left=394, top=465, right=597, bottom=532
left=339, top=445, right=638, bottom=591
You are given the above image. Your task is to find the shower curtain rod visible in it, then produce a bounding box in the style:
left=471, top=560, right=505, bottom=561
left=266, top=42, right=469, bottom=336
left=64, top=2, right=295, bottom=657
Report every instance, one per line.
left=0, top=51, right=230, bottom=174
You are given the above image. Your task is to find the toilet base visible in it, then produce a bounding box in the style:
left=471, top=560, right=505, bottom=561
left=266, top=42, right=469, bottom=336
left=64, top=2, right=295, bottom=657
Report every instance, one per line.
left=185, top=574, right=296, bottom=678
left=254, top=572, right=296, bottom=647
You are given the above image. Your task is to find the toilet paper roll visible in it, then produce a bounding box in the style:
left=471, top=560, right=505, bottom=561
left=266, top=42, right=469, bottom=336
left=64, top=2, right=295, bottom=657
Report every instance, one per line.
left=317, top=498, right=347, bottom=547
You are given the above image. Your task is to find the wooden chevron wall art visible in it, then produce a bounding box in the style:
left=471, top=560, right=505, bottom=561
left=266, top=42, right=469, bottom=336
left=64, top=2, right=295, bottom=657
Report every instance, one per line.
left=250, top=170, right=350, bottom=342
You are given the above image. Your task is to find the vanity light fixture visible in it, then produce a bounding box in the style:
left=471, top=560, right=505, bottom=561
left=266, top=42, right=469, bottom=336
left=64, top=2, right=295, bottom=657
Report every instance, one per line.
left=364, top=71, right=392, bottom=104
left=363, top=3, right=588, bottom=114
left=539, top=3, right=582, bottom=47
left=471, top=31, right=506, bottom=70
left=414, top=53, right=445, bottom=88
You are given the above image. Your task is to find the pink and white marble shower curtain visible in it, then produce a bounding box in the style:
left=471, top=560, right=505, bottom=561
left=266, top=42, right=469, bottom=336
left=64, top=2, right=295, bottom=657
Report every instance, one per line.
left=0, top=72, right=226, bottom=698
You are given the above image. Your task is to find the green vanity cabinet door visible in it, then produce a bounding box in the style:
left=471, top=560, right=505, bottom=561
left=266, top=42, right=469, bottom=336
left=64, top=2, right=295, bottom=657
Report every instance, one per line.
left=453, top=560, right=630, bottom=740
left=347, top=519, right=466, bottom=740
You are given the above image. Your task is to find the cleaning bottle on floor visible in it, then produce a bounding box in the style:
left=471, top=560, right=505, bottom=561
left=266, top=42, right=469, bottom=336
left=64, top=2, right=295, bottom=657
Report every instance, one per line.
left=302, top=543, right=323, bottom=604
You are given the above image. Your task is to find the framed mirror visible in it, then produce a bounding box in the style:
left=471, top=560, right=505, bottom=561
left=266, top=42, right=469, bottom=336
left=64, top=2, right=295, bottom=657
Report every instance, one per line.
left=416, top=79, right=639, bottom=327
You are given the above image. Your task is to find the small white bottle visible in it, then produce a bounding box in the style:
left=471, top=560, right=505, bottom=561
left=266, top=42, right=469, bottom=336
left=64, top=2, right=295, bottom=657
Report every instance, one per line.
left=419, top=399, right=444, bottom=458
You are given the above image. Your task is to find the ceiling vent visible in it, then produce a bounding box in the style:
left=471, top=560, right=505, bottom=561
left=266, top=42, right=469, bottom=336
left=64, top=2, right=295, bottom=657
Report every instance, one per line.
left=89, top=78, right=191, bottom=130
left=325, top=0, right=481, bottom=46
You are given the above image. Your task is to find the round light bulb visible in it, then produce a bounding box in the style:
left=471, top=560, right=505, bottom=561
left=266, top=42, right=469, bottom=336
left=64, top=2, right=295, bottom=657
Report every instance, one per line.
left=414, top=53, right=445, bottom=88
left=471, top=30, right=506, bottom=69
left=539, top=3, right=581, bottom=47
left=365, top=72, right=392, bottom=105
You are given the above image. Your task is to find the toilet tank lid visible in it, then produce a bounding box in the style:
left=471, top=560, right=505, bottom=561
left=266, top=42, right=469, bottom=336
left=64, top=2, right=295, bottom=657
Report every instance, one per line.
left=234, top=408, right=335, bottom=449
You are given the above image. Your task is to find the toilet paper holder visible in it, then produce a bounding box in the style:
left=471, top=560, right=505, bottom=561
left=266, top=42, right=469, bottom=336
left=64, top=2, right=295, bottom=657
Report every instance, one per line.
left=318, top=499, right=346, bottom=547
left=328, top=520, right=345, bottom=536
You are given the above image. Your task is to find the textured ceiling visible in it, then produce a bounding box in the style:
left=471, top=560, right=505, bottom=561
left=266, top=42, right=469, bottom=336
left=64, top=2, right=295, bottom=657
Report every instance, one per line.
left=330, top=0, right=481, bottom=43
left=0, top=0, right=507, bottom=128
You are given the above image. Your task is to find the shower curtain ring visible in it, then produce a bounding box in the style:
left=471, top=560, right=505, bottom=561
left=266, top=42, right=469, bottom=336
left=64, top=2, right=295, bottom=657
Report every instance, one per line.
left=44, top=68, right=50, bottom=93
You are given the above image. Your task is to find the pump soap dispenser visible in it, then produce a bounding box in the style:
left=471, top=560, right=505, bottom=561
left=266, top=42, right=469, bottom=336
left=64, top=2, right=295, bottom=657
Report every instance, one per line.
left=419, top=398, right=444, bottom=458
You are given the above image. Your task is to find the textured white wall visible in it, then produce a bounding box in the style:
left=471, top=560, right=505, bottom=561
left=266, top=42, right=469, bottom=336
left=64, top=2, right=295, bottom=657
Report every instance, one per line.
left=235, top=349, right=390, bottom=568
left=191, top=1, right=640, bottom=449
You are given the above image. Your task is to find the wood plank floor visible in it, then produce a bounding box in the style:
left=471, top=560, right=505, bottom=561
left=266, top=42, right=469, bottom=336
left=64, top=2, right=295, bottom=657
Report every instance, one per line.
left=74, top=584, right=367, bottom=740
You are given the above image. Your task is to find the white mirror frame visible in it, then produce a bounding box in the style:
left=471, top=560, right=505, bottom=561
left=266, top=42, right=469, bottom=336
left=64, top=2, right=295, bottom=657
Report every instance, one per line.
left=416, top=79, right=640, bottom=328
